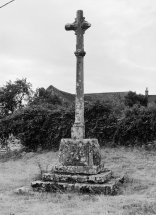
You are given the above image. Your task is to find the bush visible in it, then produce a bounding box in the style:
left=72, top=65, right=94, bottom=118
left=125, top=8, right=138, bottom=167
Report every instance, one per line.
left=114, top=105, right=156, bottom=146
left=0, top=105, right=75, bottom=151
left=85, top=101, right=117, bottom=145
left=1, top=101, right=156, bottom=150
left=0, top=101, right=117, bottom=151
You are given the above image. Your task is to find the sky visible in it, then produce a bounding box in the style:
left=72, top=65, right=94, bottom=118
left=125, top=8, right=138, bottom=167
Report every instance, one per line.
left=0, top=0, right=156, bottom=95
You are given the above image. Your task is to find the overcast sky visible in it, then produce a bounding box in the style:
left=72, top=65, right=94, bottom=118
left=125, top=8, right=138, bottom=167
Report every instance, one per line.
left=0, top=0, right=156, bottom=95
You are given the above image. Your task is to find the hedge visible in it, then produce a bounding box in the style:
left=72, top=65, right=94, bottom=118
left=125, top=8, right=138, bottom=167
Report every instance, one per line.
left=0, top=102, right=117, bottom=151
left=113, top=105, right=156, bottom=146
left=1, top=103, right=156, bottom=151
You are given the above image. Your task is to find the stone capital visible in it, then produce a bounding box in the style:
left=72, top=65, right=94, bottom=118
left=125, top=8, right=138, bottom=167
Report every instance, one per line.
left=74, top=50, right=86, bottom=57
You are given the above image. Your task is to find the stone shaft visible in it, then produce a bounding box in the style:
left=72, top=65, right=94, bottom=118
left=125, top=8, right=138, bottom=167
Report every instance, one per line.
left=65, top=10, right=91, bottom=139
left=72, top=10, right=85, bottom=139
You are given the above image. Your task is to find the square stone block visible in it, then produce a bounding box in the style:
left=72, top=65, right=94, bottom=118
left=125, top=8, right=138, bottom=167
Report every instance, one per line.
left=58, top=138, right=101, bottom=167
left=52, top=163, right=105, bottom=175
left=31, top=177, right=121, bottom=195
left=42, top=169, right=112, bottom=183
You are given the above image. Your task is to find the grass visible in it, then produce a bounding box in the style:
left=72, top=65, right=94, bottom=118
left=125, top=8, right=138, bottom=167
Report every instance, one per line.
left=0, top=146, right=156, bottom=215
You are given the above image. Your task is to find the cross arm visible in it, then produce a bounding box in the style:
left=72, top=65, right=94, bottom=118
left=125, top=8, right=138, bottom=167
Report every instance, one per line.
left=65, top=21, right=77, bottom=31
left=65, top=20, right=91, bottom=33
left=81, top=20, right=91, bottom=31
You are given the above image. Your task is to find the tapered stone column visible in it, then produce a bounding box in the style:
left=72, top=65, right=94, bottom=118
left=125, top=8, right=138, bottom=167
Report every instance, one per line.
left=65, top=10, right=90, bottom=139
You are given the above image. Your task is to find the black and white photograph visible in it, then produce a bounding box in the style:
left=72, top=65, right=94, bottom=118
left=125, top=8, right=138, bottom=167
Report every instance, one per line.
left=0, top=0, right=156, bottom=214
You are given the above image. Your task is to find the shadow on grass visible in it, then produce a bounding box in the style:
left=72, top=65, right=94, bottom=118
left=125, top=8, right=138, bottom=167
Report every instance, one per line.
left=117, top=173, right=156, bottom=197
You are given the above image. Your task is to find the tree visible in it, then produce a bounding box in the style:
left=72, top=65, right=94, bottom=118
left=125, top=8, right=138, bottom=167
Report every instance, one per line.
left=0, top=78, right=33, bottom=115
left=124, top=91, right=148, bottom=107
left=30, top=87, right=62, bottom=106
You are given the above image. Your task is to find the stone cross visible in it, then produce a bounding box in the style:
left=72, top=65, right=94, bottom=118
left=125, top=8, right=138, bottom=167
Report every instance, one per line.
left=65, top=10, right=91, bottom=140
left=31, top=10, right=119, bottom=194
left=51, top=10, right=101, bottom=175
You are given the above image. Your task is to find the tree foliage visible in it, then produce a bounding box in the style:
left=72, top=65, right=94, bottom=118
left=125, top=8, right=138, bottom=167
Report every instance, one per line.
left=0, top=78, right=33, bottom=115
left=30, top=87, right=62, bottom=107
left=124, top=91, right=147, bottom=107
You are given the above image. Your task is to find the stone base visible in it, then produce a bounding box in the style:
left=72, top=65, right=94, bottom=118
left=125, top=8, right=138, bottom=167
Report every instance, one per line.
left=53, top=163, right=105, bottom=175
left=31, top=177, right=122, bottom=195
left=30, top=137, right=124, bottom=195
left=42, top=169, right=112, bottom=184
left=58, top=139, right=101, bottom=167
left=31, top=168, right=124, bottom=195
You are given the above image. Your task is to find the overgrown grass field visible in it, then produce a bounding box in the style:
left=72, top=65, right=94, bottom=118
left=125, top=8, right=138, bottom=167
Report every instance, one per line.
left=0, top=147, right=156, bottom=215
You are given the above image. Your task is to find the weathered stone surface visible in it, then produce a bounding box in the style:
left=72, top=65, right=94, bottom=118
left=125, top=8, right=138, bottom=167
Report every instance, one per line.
left=65, top=10, right=91, bottom=140
left=14, top=186, right=34, bottom=195
left=53, top=163, right=105, bottom=175
left=42, top=169, right=112, bottom=184
left=71, top=123, right=84, bottom=140
left=58, top=138, right=101, bottom=167
left=31, top=178, right=121, bottom=195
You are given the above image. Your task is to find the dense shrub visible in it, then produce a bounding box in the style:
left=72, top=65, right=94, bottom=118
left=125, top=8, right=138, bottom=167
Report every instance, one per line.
left=114, top=105, right=156, bottom=146
left=0, top=101, right=117, bottom=151
left=85, top=101, right=117, bottom=145
left=0, top=105, right=74, bottom=151
left=1, top=101, right=156, bottom=150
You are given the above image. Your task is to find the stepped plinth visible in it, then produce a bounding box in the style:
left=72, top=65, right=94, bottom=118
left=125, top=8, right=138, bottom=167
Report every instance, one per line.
left=32, top=138, right=122, bottom=194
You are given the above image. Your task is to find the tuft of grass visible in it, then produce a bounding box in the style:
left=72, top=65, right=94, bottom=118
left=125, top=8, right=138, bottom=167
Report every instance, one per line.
left=34, top=160, right=65, bottom=194
left=34, top=160, right=49, bottom=180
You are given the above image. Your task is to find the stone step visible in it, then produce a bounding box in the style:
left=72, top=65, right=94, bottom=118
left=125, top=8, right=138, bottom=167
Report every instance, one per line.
left=42, top=169, right=112, bottom=184
left=31, top=177, right=122, bottom=195
left=53, top=163, right=105, bottom=175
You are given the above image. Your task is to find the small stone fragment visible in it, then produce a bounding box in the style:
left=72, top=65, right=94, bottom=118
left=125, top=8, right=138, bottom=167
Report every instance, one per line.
left=14, top=186, right=34, bottom=195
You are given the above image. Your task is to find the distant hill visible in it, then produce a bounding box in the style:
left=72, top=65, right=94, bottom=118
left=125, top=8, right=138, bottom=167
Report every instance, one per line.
left=46, top=85, right=128, bottom=105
